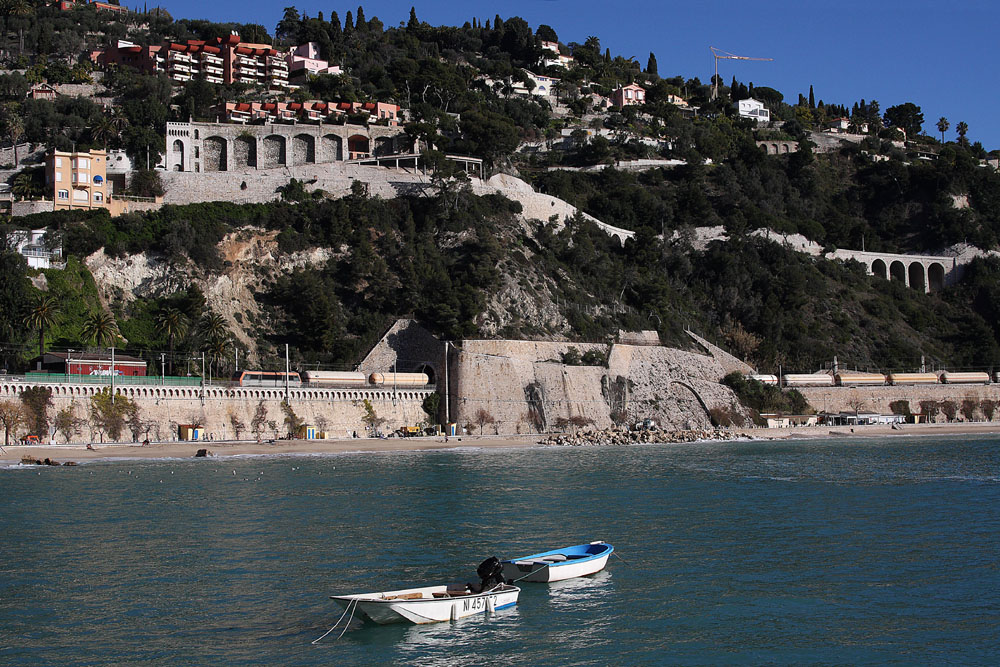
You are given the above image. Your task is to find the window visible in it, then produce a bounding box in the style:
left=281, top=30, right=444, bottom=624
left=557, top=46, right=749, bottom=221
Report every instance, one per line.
left=57, top=189, right=69, bottom=200
left=74, top=158, right=90, bottom=169
left=55, top=157, right=63, bottom=167
left=73, top=189, right=88, bottom=201
left=55, top=171, right=62, bottom=182
left=94, top=192, right=103, bottom=202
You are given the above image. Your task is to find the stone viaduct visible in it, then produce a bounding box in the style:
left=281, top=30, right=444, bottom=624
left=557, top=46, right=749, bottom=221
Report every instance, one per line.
left=165, top=121, right=409, bottom=173
left=828, top=249, right=964, bottom=293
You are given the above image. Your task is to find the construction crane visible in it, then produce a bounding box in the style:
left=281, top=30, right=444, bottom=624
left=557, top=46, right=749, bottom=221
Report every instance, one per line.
left=710, top=47, right=773, bottom=100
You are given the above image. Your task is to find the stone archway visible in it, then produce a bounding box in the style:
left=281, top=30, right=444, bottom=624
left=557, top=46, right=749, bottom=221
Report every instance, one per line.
left=889, top=260, right=907, bottom=284
left=322, top=133, right=343, bottom=161
left=293, top=134, right=315, bottom=163
left=374, top=136, right=395, bottom=156
left=908, top=262, right=926, bottom=292
left=234, top=135, right=257, bottom=169
left=203, top=136, right=227, bottom=171
left=928, top=262, right=945, bottom=292
left=348, top=134, right=370, bottom=159
left=172, top=139, right=185, bottom=171
left=871, top=258, right=888, bottom=279
left=261, top=135, right=286, bottom=168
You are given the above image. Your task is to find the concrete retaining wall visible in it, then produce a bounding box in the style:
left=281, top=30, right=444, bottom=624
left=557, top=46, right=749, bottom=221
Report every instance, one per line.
left=798, top=384, right=1000, bottom=420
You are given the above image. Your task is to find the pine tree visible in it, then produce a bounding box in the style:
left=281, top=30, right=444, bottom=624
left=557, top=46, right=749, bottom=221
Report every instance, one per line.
left=646, top=51, right=658, bottom=76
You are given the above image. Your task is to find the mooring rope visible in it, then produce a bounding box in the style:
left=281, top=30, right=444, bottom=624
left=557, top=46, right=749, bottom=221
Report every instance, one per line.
left=508, top=562, right=551, bottom=584
left=312, top=597, right=358, bottom=644
left=611, top=551, right=632, bottom=566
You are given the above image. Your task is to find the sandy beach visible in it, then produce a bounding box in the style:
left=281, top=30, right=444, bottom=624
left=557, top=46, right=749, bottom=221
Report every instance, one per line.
left=3, top=421, right=1000, bottom=464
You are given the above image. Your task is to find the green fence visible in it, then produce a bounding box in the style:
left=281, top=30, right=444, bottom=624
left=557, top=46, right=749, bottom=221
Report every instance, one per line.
left=15, top=373, right=205, bottom=387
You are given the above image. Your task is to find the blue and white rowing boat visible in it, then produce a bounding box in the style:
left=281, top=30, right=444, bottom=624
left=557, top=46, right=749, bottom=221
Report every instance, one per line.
left=501, top=541, right=614, bottom=583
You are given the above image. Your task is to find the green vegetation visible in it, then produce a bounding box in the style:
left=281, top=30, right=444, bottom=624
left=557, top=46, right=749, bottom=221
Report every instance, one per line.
left=722, top=372, right=810, bottom=419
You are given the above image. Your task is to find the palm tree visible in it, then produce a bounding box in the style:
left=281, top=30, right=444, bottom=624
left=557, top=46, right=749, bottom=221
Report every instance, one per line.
left=90, top=115, right=118, bottom=149
left=936, top=117, right=949, bottom=143
left=956, top=121, right=969, bottom=146
left=199, top=312, right=228, bottom=345
left=80, top=311, right=120, bottom=348
left=23, top=295, right=59, bottom=358
left=203, top=337, right=231, bottom=380
left=11, top=172, right=34, bottom=200
left=155, top=307, right=189, bottom=375
left=4, top=0, right=33, bottom=55
left=0, top=101, right=24, bottom=167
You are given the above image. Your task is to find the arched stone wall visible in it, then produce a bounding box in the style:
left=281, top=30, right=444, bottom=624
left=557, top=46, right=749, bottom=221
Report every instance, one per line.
left=374, top=136, right=394, bottom=156
left=293, top=134, right=315, bottom=163
left=261, top=135, right=286, bottom=168
left=203, top=136, right=227, bottom=172
left=172, top=139, right=185, bottom=172
left=322, top=134, right=342, bottom=161
left=928, top=263, right=945, bottom=292
left=908, top=262, right=925, bottom=292
left=889, top=260, right=907, bottom=284
left=348, top=134, right=370, bottom=158
left=871, top=258, right=887, bottom=279
left=234, top=136, right=257, bottom=169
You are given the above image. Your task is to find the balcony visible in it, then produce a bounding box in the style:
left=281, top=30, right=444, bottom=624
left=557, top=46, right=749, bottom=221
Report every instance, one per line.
left=203, top=54, right=223, bottom=64
left=206, top=75, right=223, bottom=84
left=170, top=52, right=193, bottom=63
left=168, top=62, right=191, bottom=73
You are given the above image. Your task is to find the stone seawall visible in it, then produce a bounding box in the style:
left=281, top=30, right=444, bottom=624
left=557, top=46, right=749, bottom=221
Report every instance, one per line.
left=0, top=381, right=432, bottom=443
left=797, top=384, right=1000, bottom=419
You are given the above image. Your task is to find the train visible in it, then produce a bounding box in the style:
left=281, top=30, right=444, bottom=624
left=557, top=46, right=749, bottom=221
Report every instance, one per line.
left=746, top=371, right=997, bottom=388
left=232, top=370, right=432, bottom=388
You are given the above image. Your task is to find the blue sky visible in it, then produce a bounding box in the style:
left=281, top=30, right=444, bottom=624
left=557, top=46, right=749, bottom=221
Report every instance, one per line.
left=156, top=0, right=1000, bottom=149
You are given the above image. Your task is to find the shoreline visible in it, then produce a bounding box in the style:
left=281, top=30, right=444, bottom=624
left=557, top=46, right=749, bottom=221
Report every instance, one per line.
left=3, top=422, right=1000, bottom=464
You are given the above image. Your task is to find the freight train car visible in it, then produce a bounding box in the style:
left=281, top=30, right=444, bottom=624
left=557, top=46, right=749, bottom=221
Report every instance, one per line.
left=781, top=373, right=835, bottom=387
left=746, top=374, right=779, bottom=385
left=368, top=372, right=431, bottom=387
left=301, top=371, right=368, bottom=387
left=888, top=372, right=940, bottom=386
left=940, top=371, right=990, bottom=384
left=834, top=372, right=887, bottom=387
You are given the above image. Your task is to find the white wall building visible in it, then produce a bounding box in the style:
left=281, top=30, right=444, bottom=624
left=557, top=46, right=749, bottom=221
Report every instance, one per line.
left=737, top=98, right=770, bottom=123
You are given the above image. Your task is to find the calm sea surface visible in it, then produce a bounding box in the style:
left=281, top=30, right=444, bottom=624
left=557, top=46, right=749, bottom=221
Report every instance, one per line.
left=1, top=435, right=998, bottom=665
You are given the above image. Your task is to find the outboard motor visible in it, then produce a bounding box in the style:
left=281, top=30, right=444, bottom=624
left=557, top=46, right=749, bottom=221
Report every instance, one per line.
left=470, top=556, right=505, bottom=593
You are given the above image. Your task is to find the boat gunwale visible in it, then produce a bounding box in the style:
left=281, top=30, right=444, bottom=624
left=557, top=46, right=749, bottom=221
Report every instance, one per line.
left=330, top=583, right=519, bottom=604
left=502, top=542, right=613, bottom=568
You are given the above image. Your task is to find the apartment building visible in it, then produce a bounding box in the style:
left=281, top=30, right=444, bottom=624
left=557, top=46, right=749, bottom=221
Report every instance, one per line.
left=45, top=149, right=109, bottom=211
left=99, top=34, right=290, bottom=90
left=287, top=42, right=342, bottom=84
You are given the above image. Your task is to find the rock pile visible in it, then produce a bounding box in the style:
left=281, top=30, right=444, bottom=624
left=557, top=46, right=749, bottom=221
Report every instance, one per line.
left=538, top=427, right=747, bottom=447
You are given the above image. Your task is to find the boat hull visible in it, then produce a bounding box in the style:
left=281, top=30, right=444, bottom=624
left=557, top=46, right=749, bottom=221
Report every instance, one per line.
left=502, top=541, right=614, bottom=583
left=331, top=584, right=519, bottom=625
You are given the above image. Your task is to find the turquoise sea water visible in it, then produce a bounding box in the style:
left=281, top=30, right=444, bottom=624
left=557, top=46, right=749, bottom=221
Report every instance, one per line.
left=1, top=435, right=998, bottom=665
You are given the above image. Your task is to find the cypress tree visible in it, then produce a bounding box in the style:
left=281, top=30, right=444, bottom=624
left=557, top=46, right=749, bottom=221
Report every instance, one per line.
left=408, top=7, right=418, bottom=29
left=344, top=10, right=353, bottom=33
left=808, top=84, right=815, bottom=108
left=356, top=6, right=366, bottom=30
left=646, top=51, right=658, bottom=75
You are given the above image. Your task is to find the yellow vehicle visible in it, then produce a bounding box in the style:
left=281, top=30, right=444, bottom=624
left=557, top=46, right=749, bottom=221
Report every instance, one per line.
left=399, top=426, right=422, bottom=437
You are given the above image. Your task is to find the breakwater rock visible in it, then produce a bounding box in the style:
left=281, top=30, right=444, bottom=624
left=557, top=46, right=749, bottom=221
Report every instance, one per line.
left=539, top=428, right=746, bottom=447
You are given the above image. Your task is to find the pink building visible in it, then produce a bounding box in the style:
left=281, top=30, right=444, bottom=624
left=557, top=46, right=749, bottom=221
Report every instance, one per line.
left=216, top=100, right=399, bottom=126
left=612, top=83, right=646, bottom=108
left=287, top=42, right=343, bottom=83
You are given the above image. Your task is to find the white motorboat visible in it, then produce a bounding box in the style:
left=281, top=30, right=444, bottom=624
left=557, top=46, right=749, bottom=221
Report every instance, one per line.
left=501, top=541, right=614, bottom=583
left=330, top=582, right=520, bottom=625
left=330, top=557, right=519, bottom=625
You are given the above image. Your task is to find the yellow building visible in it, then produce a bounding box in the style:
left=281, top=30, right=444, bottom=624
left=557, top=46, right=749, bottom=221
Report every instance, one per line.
left=45, top=149, right=109, bottom=211
left=44, top=148, right=163, bottom=216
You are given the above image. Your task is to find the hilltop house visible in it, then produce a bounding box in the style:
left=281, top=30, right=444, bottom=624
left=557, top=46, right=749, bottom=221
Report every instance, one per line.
left=612, top=83, right=646, bottom=108
left=287, top=42, right=343, bottom=84
left=737, top=97, right=770, bottom=123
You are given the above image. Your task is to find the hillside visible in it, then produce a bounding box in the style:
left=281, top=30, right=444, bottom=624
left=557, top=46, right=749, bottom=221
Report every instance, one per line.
left=4, top=4, right=1000, bottom=378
